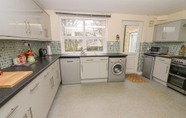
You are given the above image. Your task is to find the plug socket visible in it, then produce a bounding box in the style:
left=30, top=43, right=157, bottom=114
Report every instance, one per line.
left=24, top=43, right=31, bottom=47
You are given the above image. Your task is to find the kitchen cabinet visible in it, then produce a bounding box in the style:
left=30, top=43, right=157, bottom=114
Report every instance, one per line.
left=153, top=57, right=171, bottom=86
left=0, top=0, right=51, bottom=41
left=80, top=57, right=108, bottom=80
left=0, top=59, right=60, bottom=118
left=153, top=19, right=186, bottom=42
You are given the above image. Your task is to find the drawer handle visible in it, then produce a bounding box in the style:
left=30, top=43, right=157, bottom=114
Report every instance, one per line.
left=5, top=105, right=18, bottom=118
left=166, top=66, right=168, bottom=74
left=67, top=61, right=73, bottom=62
left=101, top=59, right=108, bottom=60
left=159, top=59, right=165, bottom=61
left=86, top=59, right=94, bottom=61
left=30, top=83, right=39, bottom=92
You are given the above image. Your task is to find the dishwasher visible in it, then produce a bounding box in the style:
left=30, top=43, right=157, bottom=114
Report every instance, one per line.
left=60, top=58, right=81, bottom=85
left=142, top=55, right=155, bottom=80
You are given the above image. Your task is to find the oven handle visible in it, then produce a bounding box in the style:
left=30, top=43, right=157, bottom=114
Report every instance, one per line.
left=169, top=73, right=186, bottom=80
left=171, top=63, right=186, bottom=69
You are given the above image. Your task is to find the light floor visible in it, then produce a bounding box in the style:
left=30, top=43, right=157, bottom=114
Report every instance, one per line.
left=47, top=79, right=186, bottom=118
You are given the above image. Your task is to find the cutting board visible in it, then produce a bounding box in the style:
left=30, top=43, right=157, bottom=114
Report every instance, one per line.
left=0, top=71, right=33, bottom=88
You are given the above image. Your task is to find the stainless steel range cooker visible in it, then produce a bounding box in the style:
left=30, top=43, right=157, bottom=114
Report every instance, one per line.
left=167, top=57, right=186, bottom=94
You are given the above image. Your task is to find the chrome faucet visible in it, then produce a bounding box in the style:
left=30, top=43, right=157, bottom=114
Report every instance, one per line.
left=81, top=48, right=87, bottom=55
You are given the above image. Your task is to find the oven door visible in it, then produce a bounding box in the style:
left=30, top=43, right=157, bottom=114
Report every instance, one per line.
left=168, top=73, right=185, bottom=88
left=169, top=63, right=186, bottom=77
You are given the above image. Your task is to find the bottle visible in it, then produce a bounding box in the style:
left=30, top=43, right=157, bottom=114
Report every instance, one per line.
left=47, top=44, right=52, bottom=56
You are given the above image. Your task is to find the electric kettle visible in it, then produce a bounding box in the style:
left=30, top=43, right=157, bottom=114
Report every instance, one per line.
left=39, top=48, right=47, bottom=57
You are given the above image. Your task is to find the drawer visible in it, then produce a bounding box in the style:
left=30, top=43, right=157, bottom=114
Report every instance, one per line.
left=80, top=57, right=100, bottom=62
left=155, top=57, right=171, bottom=64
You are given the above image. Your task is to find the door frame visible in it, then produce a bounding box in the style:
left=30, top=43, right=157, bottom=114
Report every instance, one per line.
left=120, top=21, right=143, bottom=73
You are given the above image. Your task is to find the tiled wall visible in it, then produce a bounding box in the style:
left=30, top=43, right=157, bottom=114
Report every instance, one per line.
left=107, top=41, right=120, bottom=53
left=137, top=42, right=186, bottom=72
left=0, top=40, right=61, bottom=69
left=1, top=39, right=186, bottom=72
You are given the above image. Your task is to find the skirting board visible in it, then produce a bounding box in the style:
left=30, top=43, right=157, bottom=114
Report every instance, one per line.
left=81, top=78, right=107, bottom=83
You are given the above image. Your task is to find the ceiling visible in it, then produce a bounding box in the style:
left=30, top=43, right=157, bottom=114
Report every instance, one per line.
left=34, top=0, right=186, bottom=15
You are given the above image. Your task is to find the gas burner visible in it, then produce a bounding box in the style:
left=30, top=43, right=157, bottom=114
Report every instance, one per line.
left=171, top=57, right=186, bottom=66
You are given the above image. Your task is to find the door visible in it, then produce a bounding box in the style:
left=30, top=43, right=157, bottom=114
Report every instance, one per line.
left=153, top=61, right=169, bottom=82
left=121, top=21, right=143, bottom=73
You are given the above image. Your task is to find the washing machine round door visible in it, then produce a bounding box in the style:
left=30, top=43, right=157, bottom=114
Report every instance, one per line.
left=112, top=63, right=123, bottom=75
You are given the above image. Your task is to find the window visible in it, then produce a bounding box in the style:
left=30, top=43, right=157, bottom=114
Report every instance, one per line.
left=60, top=17, right=107, bottom=53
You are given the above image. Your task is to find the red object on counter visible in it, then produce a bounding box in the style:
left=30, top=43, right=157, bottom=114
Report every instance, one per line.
left=0, top=71, right=3, bottom=75
left=18, top=54, right=26, bottom=64
left=25, top=50, right=34, bottom=61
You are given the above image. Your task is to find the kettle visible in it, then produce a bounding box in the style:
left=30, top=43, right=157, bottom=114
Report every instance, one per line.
left=39, top=48, right=47, bottom=57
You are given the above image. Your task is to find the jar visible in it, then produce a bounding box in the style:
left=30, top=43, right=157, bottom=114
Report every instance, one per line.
left=27, top=56, right=35, bottom=63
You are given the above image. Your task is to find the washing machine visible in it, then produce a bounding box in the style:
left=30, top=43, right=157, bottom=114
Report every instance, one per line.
left=108, top=57, right=127, bottom=82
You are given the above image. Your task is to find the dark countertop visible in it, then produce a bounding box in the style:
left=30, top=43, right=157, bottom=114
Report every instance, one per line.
left=144, top=53, right=160, bottom=57
left=144, top=53, right=182, bottom=59
left=60, top=53, right=128, bottom=58
left=0, top=53, right=127, bottom=108
left=0, top=54, right=61, bottom=108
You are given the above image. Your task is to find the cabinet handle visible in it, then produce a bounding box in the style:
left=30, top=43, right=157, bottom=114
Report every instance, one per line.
left=52, top=77, right=54, bottom=87
left=28, top=107, right=33, bottom=118
left=30, top=83, right=39, bottom=92
left=101, top=59, right=108, bottom=60
left=50, top=77, right=53, bottom=89
left=106, top=64, right=108, bottom=71
left=81, top=65, right=83, bottom=72
left=159, top=59, right=165, bottom=62
left=86, top=59, right=94, bottom=61
left=23, top=113, right=28, bottom=118
left=5, top=105, right=18, bottom=118
left=166, top=66, right=169, bottom=74
left=27, top=21, right=31, bottom=35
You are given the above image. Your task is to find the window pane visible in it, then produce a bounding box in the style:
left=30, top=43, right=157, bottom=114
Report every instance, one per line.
left=64, top=39, right=82, bottom=52
left=85, top=20, right=105, bottom=37
left=61, top=19, right=83, bottom=36
left=86, top=39, right=103, bottom=51
left=123, top=25, right=139, bottom=52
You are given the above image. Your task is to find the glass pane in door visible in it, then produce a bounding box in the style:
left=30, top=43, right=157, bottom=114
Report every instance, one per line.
left=123, top=26, right=139, bottom=52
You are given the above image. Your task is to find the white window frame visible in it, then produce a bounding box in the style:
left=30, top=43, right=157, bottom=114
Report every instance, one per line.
left=59, top=17, right=108, bottom=54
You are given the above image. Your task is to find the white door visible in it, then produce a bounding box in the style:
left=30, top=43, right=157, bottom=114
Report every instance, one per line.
left=120, top=21, right=143, bottom=74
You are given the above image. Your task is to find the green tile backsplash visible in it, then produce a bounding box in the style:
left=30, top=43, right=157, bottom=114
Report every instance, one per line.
left=0, top=40, right=61, bottom=69
left=1, top=39, right=186, bottom=72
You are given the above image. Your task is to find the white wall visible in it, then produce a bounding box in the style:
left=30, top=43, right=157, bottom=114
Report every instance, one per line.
left=46, top=10, right=157, bottom=42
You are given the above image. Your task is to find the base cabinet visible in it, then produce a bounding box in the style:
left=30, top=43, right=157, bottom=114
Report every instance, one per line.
left=80, top=57, right=108, bottom=80
left=0, top=59, right=60, bottom=118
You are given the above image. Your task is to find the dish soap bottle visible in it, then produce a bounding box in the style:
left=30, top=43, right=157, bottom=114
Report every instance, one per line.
left=47, top=44, right=52, bottom=56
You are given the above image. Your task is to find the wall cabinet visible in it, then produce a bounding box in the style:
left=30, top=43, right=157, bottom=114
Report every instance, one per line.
left=80, top=57, right=108, bottom=80
left=0, top=0, right=51, bottom=41
left=153, top=57, right=171, bottom=86
left=0, top=59, right=60, bottom=118
left=153, top=19, right=186, bottom=42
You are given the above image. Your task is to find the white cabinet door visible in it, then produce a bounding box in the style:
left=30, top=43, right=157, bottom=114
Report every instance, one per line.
left=99, top=62, right=108, bottom=78
left=153, top=61, right=170, bottom=82
left=81, top=62, right=99, bottom=79
left=0, top=0, right=24, bottom=37
left=164, top=20, right=181, bottom=41
left=41, top=12, right=52, bottom=40
left=153, top=24, right=165, bottom=42
left=22, top=0, right=43, bottom=39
